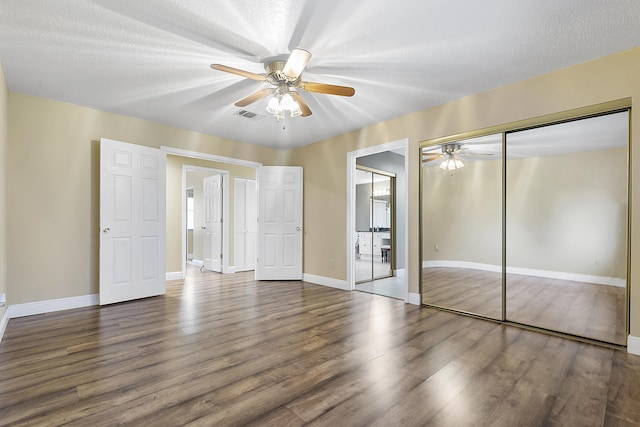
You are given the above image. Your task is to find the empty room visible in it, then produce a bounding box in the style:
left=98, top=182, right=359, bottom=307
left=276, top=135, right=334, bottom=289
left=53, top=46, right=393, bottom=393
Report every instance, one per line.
left=1, top=1, right=640, bottom=425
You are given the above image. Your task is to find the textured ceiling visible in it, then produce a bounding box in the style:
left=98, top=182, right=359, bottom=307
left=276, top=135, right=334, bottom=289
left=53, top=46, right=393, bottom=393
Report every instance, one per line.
left=2, top=1, right=640, bottom=150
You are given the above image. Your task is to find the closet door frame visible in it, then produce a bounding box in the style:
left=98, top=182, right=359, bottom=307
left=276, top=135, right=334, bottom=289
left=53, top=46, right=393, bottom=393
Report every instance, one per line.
left=419, top=100, right=631, bottom=346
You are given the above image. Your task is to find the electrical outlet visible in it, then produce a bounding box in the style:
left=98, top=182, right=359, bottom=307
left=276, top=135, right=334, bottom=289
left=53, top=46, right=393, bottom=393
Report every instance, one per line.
left=0, top=293, right=5, bottom=306
left=329, top=258, right=335, bottom=269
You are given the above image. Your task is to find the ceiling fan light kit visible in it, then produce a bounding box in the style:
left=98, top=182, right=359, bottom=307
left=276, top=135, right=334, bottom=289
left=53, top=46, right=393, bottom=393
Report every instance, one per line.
left=439, top=143, right=464, bottom=171
left=211, top=48, right=355, bottom=127
left=439, top=154, right=464, bottom=171
left=266, top=86, right=302, bottom=121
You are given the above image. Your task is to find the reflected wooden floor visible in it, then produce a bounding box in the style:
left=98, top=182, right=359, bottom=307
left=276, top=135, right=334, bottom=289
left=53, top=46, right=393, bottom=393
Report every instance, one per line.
left=1, top=269, right=639, bottom=426
left=423, top=267, right=627, bottom=345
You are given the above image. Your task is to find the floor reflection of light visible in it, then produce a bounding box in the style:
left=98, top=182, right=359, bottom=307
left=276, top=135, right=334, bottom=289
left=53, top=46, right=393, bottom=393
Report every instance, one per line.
left=365, top=298, right=395, bottom=381
left=178, top=279, right=199, bottom=333
left=429, top=361, right=468, bottom=416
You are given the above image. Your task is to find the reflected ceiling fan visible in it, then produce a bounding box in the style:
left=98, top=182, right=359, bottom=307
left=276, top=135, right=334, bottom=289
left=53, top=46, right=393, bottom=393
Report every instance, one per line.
left=211, top=48, right=355, bottom=122
left=422, top=143, right=493, bottom=171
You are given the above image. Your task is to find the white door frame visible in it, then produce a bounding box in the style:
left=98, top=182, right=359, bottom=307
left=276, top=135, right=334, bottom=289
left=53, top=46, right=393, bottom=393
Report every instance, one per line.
left=346, top=138, right=409, bottom=300
left=164, top=146, right=262, bottom=280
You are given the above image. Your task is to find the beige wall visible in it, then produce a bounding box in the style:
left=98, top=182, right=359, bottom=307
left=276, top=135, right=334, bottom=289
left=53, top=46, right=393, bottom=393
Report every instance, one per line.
left=507, top=147, right=627, bottom=277
left=7, top=93, right=280, bottom=304
left=287, top=46, right=640, bottom=338
left=166, top=155, right=256, bottom=272
left=0, top=63, right=8, bottom=321
left=423, top=147, right=627, bottom=278
left=422, top=157, right=502, bottom=266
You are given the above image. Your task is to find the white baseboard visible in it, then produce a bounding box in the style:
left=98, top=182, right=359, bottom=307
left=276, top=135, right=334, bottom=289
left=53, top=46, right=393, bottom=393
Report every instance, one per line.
left=187, top=259, right=204, bottom=267
left=628, top=335, right=640, bottom=355
left=223, top=266, right=237, bottom=274
left=423, top=260, right=501, bottom=273
left=303, top=273, right=350, bottom=291
left=406, top=292, right=421, bottom=305
left=422, top=260, right=626, bottom=287
left=166, top=271, right=183, bottom=281
left=8, top=294, right=99, bottom=319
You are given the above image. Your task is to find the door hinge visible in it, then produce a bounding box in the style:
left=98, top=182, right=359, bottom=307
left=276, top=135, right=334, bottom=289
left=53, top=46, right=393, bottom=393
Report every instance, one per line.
left=220, top=253, right=223, bottom=259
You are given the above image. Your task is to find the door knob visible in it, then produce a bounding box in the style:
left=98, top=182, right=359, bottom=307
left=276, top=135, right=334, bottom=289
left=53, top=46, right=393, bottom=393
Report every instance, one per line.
left=102, top=227, right=110, bottom=233
left=296, top=227, right=301, bottom=231
left=201, top=226, right=206, bottom=230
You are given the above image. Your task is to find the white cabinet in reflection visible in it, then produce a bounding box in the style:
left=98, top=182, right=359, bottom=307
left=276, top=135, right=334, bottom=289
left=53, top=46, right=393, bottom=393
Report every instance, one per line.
left=357, top=232, right=372, bottom=255
left=358, top=231, right=390, bottom=257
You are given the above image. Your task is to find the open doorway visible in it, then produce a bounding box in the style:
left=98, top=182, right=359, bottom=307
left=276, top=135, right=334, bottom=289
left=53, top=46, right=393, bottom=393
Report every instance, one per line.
left=347, top=139, right=409, bottom=301
left=163, top=147, right=260, bottom=280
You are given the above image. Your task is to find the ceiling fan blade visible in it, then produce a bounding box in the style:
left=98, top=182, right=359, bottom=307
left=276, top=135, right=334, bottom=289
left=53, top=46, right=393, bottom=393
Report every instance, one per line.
left=459, top=152, right=494, bottom=156
left=210, top=64, right=266, bottom=81
left=290, top=91, right=312, bottom=117
left=422, top=154, right=443, bottom=162
left=283, top=48, right=312, bottom=80
left=234, top=88, right=274, bottom=107
left=301, top=81, right=355, bottom=97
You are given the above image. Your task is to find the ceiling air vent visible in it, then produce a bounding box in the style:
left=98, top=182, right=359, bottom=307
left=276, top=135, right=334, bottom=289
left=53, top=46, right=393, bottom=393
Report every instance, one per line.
left=234, top=109, right=264, bottom=121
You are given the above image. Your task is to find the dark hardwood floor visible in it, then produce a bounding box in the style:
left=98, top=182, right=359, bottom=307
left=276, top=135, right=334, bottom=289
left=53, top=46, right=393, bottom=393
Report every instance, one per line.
left=1, top=268, right=639, bottom=426
left=422, top=267, right=627, bottom=345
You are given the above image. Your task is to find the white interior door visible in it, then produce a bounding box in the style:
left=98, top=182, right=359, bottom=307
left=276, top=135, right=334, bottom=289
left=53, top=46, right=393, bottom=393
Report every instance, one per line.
left=234, top=178, right=257, bottom=272
left=203, top=174, right=222, bottom=272
left=256, top=166, right=303, bottom=280
left=99, top=138, right=166, bottom=305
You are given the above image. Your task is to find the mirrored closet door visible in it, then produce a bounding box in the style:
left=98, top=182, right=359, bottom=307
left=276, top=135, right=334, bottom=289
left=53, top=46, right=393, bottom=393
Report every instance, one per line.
left=421, top=133, right=503, bottom=319
left=505, top=111, right=628, bottom=345
left=420, top=109, right=629, bottom=345
left=355, top=167, right=394, bottom=283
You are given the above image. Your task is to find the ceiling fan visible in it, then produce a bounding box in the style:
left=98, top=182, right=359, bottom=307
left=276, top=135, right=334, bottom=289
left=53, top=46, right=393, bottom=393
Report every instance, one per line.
left=211, top=48, right=355, bottom=121
left=422, top=143, right=493, bottom=171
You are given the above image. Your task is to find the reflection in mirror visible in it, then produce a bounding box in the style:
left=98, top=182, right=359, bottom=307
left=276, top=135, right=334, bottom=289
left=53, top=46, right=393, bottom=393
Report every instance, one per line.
left=355, top=169, right=393, bottom=284
left=372, top=175, right=392, bottom=280
left=355, top=169, right=374, bottom=283
left=421, top=133, right=503, bottom=319
left=505, top=111, right=628, bottom=345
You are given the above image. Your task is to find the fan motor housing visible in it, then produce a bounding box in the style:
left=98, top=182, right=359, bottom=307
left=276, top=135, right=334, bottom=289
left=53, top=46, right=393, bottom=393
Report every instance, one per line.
left=265, top=61, right=300, bottom=86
